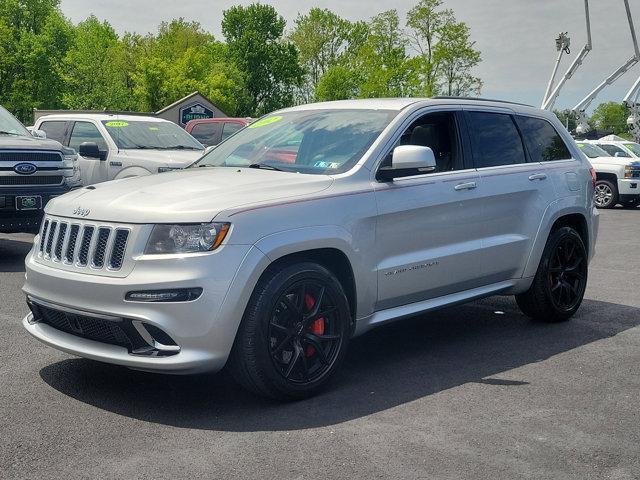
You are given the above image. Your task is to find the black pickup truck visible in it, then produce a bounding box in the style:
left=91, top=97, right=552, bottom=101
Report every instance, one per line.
left=0, top=106, right=81, bottom=234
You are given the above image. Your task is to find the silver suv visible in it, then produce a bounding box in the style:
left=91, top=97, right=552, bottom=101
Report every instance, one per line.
left=22, top=98, right=599, bottom=400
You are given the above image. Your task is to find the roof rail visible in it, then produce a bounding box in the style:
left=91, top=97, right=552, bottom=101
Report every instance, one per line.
left=432, top=96, right=535, bottom=108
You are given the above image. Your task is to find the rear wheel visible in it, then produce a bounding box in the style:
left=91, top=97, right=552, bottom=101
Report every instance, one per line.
left=594, top=180, right=618, bottom=209
left=516, top=227, right=588, bottom=322
left=229, top=262, right=350, bottom=400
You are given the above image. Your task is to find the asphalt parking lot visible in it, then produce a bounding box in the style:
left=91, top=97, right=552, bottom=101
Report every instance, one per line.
left=1, top=208, right=639, bottom=480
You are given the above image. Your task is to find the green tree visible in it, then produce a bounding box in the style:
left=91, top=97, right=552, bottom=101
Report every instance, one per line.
left=406, top=0, right=481, bottom=97
left=62, top=16, right=135, bottom=110
left=222, top=3, right=303, bottom=116
left=290, top=8, right=352, bottom=102
left=0, top=0, right=73, bottom=122
left=590, top=102, right=630, bottom=135
left=315, top=66, right=358, bottom=101
left=132, top=19, right=247, bottom=115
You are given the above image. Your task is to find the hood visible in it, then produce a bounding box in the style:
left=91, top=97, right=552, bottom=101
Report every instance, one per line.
left=46, top=167, right=334, bottom=223
left=588, top=156, right=638, bottom=167
left=120, top=148, right=204, bottom=167
left=0, top=134, right=64, bottom=151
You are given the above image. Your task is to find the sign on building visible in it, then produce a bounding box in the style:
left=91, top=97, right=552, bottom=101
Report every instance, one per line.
left=179, top=103, right=214, bottom=126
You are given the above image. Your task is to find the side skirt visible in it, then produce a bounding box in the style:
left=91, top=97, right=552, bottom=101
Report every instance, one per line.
left=353, top=278, right=533, bottom=337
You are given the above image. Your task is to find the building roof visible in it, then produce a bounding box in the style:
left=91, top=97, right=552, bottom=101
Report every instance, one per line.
left=155, top=91, right=220, bottom=115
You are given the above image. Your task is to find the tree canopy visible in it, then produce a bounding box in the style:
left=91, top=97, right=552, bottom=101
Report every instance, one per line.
left=0, top=0, right=486, bottom=123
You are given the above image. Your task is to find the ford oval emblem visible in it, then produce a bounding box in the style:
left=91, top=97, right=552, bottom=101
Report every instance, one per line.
left=14, top=163, right=37, bottom=175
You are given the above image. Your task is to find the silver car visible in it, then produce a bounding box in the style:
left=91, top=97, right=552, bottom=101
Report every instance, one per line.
left=22, top=98, right=599, bottom=399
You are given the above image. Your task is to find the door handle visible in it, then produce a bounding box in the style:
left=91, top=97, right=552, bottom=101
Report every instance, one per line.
left=528, top=173, right=547, bottom=181
left=454, top=181, right=477, bottom=191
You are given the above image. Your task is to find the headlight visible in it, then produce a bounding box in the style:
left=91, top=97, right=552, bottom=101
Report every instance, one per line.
left=145, top=223, right=230, bottom=254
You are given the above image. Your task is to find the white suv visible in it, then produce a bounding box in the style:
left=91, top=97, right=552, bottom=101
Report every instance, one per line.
left=34, top=114, right=205, bottom=185
left=22, top=99, right=599, bottom=400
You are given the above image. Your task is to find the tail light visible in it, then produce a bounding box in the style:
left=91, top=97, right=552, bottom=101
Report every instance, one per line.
left=589, top=167, right=597, bottom=188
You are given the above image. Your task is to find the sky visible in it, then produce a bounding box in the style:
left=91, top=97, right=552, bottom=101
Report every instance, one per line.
left=59, top=0, right=640, bottom=112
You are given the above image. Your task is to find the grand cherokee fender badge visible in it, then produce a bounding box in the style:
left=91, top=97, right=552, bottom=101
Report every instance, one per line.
left=385, top=261, right=440, bottom=277
left=73, top=206, right=91, bottom=217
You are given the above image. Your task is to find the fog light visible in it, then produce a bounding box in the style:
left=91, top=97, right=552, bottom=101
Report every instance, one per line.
left=125, top=288, right=203, bottom=303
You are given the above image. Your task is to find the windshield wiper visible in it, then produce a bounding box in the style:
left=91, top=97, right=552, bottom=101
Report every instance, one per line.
left=154, top=145, right=202, bottom=150
left=0, top=130, right=21, bottom=136
left=248, top=163, right=284, bottom=172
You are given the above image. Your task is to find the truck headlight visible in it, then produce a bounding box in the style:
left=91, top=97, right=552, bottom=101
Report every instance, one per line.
left=145, top=223, right=230, bottom=254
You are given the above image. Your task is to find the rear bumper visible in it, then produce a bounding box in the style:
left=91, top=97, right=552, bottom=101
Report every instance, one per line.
left=0, top=184, right=72, bottom=233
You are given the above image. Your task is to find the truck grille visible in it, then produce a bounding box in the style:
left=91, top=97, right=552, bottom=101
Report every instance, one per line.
left=39, top=217, right=130, bottom=271
left=0, top=151, right=63, bottom=163
left=0, top=176, right=63, bottom=186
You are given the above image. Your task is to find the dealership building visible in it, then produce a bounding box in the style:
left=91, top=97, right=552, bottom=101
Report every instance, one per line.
left=33, top=91, right=228, bottom=127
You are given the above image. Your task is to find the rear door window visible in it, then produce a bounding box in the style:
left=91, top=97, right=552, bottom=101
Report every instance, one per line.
left=39, top=121, right=68, bottom=145
left=515, top=116, right=572, bottom=162
left=467, top=111, right=526, bottom=168
left=190, top=122, right=222, bottom=146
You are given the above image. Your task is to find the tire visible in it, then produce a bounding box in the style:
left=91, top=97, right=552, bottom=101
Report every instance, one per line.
left=229, top=262, right=351, bottom=400
left=516, top=227, right=588, bottom=323
left=594, top=180, right=618, bottom=209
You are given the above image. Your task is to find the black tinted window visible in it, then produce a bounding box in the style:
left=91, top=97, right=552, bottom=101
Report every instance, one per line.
left=191, top=123, right=221, bottom=146
left=39, top=121, right=67, bottom=144
left=467, top=112, right=526, bottom=168
left=516, top=116, right=571, bottom=162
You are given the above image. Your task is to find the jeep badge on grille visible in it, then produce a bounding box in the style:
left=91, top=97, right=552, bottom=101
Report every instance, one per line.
left=72, top=206, right=91, bottom=217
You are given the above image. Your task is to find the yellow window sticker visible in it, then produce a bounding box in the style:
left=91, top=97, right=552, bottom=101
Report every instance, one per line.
left=249, top=116, right=283, bottom=129
left=105, top=121, right=129, bottom=127
left=149, top=127, right=159, bottom=131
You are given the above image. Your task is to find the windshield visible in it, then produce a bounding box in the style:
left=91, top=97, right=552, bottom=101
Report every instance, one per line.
left=193, top=109, right=397, bottom=174
left=624, top=142, right=640, bottom=157
left=576, top=142, right=609, bottom=158
left=0, top=106, right=29, bottom=137
left=101, top=120, right=204, bottom=150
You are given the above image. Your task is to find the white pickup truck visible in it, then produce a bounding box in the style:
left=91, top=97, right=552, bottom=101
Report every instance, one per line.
left=576, top=141, right=640, bottom=208
left=34, top=114, right=205, bottom=186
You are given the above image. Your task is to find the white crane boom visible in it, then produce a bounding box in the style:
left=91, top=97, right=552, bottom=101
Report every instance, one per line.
left=624, top=56, right=640, bottom=141
left=542, top=0, right=592, bottom=111
left=574, top=0, right=639, bottom=135
left=542, top=33, right=571, bottom=107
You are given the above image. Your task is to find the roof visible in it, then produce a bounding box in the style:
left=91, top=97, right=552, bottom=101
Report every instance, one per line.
left=37, top=113, right=169, bottom=122
left=155, top=91, right=221, bottom=115
left=278, top=97, right=545, bottom=115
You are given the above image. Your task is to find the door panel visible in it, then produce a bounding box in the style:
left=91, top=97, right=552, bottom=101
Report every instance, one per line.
left=69, top=121, right=109, bottom=186
left=464, top=110, right=556, bottom=281
left=374, top=169, right=486, bottom=310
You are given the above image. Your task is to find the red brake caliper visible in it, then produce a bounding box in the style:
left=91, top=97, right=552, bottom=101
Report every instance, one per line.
left=304, top=293, right=325, bottom=357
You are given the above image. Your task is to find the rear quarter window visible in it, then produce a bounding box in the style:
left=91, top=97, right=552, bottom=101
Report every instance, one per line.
left=515, top=116, right=572, bottom=162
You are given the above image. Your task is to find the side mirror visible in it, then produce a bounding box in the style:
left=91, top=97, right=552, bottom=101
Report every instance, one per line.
left=79, top=142, right=106, bottom=161
left=377, top=145, right=437, bottom=181
left=614, top=151, right=626, bottom=158
left=29, top=128, right=47, bottom=139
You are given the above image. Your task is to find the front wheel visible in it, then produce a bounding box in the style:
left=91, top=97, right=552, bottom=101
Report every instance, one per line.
left=229, top=262, right=351, bottom=400
left=516, top=227, right=588, bottom=322
left=594, top=180, right=618, bottom=209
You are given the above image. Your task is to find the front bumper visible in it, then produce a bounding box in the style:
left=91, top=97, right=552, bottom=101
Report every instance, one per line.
left=22, top=242, right=268, bottom=373
left=0, top=184, right=72, bottom=233
left=618, top=179, right=640, bottom=197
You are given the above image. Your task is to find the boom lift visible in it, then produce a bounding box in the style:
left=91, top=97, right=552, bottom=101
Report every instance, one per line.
left=573, top=0, right=640, bottom=135
left=542, top=0, right=592, bottom=111
left=625, top=75, right=640, bottom=141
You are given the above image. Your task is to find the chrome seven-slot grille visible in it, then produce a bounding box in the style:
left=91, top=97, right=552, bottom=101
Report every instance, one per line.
left=38, top=217, right=130, bottom=271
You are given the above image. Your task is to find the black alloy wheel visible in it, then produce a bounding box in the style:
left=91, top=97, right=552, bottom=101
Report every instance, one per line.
left=268, top=281, right=343, bottom=384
